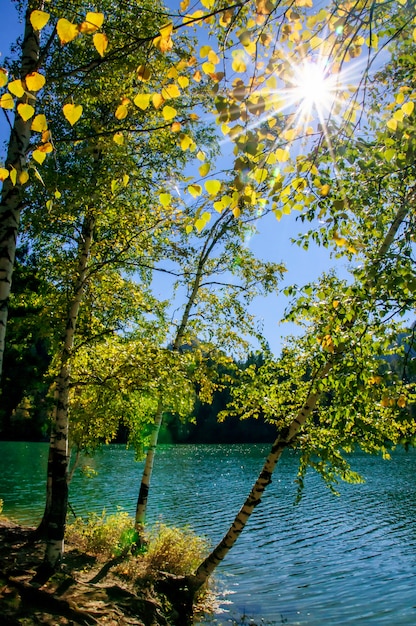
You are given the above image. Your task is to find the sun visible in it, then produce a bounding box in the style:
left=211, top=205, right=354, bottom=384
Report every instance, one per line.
left=287, top=60, right=341, bottom=129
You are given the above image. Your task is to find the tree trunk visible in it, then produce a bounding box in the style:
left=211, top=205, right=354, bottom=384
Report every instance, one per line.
left=135, top=402, right=163, bottom=538
left=0, top=6, right=40, bottom=378
left=43, top=214, right=95, bottom=570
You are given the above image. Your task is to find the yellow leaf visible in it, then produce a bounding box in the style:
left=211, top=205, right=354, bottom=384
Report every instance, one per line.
left=0, top=68, right=8, bottom=88
left=171, top=122, right=181, bottom=132
left=162, top=84, right=181, bottom=99
left=178, top=76, right=189, bottom=88
left=123, top=175, right=129, bottom=186
left=201, top=0, right=215, bottom=7
left=208, top=49, right=219, bottom=64
left=196, top=150, right=205, bottom=161
left=185, top=224, right=193, bottom=234
left=199, top=162, right=210, bottom=177
left=180, top=0, right=190, bottom=11
left=57, top=19, right=79, bottom=45
left=386, top=118, right=397, bottom=132
left=187, top=184, right=202, bottom=198
left=54, top=190, right=61, bottom=198
left=41, top=130, right=50, bottom=142
left=200, top=45, right=211, bottom=58
left=25, top=72, right=46, bottom=91
left=205, top=179, right=221, bottom=196
left=32, top=149, right=46, bottom=164
left=232, top=206, right=241, bottom=218
left=202, top=62, right=215, bottom=75
left=397, top=395, right=406, bottom=408
left=8, top=80, right=24, bottom=98
left=160, top=192, right=171, bottom=207
left=46, top=199, right=53, bottom=211
left=17, top=103, right=34, bottom=121
left=9, top=169, right=17, bottom=186
left=193, top=70, right=202, bottom=82
left=63, top=103, right=83, bottom=125
left=320, top=184, right=330, bottom=196
left=275, top=148, right=290, bottom=162
left=38, top=142, right=53, bottom=153
left=402, top=101, right=414, bottom=116
left=162, top=105, right=177, bottom=120
left=283, top=128, right=297, bottom=141
left=0, top=168, right=9, bottom=181
left=115, top=104, right=128, bottom=120
left=19, top=170, right=29, bottom=184
left=137, top=65, right=151, bottom=81
left=93, top=33, right=108, bottom=57
left=152, top=93, right=164, bottom=109
left=232, top=56, right=247, bottom=73
left=393, top=109, right=404, bottom=122
left=113, top=132, right=124, bottom=145
left=333, top=233, right=347, bottom=246
left=133, top=93, right=151, bottom=110
left=180, top=134, right=193, bottom=150
left=30, top=10, right=50, bottom=31
left=80, top=12, right=104, bottom=34
left=159, top=22, right=173, bottom=38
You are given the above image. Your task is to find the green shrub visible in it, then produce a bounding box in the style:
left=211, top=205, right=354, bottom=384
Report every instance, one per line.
left=143, top=523, right=209, bottom=576
left=66, top=509, right=137, bottom=559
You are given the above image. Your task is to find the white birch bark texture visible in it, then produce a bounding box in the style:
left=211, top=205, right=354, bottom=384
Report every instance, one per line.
left=0, top=7, right=40, bottom=378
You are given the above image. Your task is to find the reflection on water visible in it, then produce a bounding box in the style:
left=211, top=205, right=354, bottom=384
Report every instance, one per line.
left=1, top=442, right=416, bottom=624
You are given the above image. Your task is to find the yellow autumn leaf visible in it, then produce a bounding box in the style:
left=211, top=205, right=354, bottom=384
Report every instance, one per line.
left=17, top=103, right=35, bottom=121
left=115, top=104, right=128, bottom=120
left=63, top=103, right=83, bottom=125
left=133, top=93, right=151, bottom=110
left=402, top=101, right=414, bottom=116
left=232, top=206, right=241, bottom=218
left=187, top=184, right=202, bottom=198
left=19, top=170, right=29, bottom=184
left=193, top=70, right=202, bottom=82
left=26, top=72, right=46, bottom=91
left=0, top=68, right=8, bottom=88
left=41, top=130, right=50, bottom=142
left=8, top=80, right=24, bottom=98
left=9, top=168, right=17, bottom=185
left=275, top=148, right=290, bottom=162
left=137, top=65, right=151, bottom=81
left=37, top=142, right=53, bottom=153
left=80, top=12, right=104, bottom=34
left=32, top=149, right=46, bottom=164
left=30, top=10, right=50, bottom=31
left=123, top=175, right=129, bottom=186
left=54, top=190, right=62, bottom=198
left=201, top=0, right=215, bottom=8
left=202, top=62, right=215, bottom=75
left=386, top=118, right=397, bottom=131
left=162, top=105, right=177, bottom=120
left=162, top=84, right=181, bottom=99
left=178, top=76, right=189, bottom=89
left=93, top=33, right=108, bottom=57
left=185, top=224, right=193, bottom=234
left=333, top=233, right=347, bottom=246
left=159, top=193, right=171, bottom=207
left=397, top=395, right=407, bottom=408
left=320, top=184, right=330, bottom=196
left=171, top=122, right=181, bottom=132
left=152, top=93, right=164, bottom=109
left=113, top=132, right=124, bottom=145
left=180, top=0, right=190, bottom=11
left=199, top=162, right=210, bottom=177
left=180, top=134, right=193, bottom=150
left=31, top=114, right=48, bottom=132
left=205, top=179, right=221, bottom=196
left=0, top=168, right=9, bottom=181
left=57, top=19, right=79, bottom=45
left=413, top=27, right=416, bottom=43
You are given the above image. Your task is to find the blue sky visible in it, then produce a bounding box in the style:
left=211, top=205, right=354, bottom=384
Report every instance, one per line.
left=0, top=1, right=349, bottom=355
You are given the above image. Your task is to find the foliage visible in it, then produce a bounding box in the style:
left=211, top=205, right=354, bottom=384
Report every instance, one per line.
left=65, top=509, right=137, bottom=559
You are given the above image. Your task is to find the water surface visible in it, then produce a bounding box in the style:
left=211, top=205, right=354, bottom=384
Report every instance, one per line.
left=1, top=442, right=415, bottom=624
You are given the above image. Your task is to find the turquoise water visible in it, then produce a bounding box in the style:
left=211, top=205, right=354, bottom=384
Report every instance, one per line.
left=1, top=442, right=416, bottom=624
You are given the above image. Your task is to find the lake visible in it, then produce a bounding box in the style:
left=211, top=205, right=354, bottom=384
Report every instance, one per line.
left=1, top=442, right=416, bottom=625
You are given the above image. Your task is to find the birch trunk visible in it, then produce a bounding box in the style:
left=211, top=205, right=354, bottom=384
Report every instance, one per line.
left=135, top=402, right=163, bottom=535
left=43, top=215, right=95, bottom=569
left=0, top=6, right=40, bottom=378
left=186, top=196, right=412, bottom=594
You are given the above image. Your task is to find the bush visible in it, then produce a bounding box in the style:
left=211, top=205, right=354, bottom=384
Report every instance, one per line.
left=143, top=522, right=209, bottom=576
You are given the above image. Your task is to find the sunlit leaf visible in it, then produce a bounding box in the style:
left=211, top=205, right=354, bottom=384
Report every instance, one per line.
left=123, top=175, right=129, bottom=186
left=178, top=76, right=189, bottom=88
left=9, top=168, right=16, bottom=185
left=32, top=149, right=46, bottom=164
left=185, top=224, right=193, bottom=234
left=386, top=118, right=397, bottom=132
left=137, top=65, right=151, bottom=81
left=30, top=10, right=50, bottom=31
left=57, top=19, right=79, bottom=44
left=19, top=170, right=29, bottom=184
left=63, top=103, right=83, bottom=125
left=17, top=103, right=34, bottom=121
left=0, top=168, right=9, bottom=181
left=162, top=105, right=177, bottom=120
left=80, top=12, right=104, bottom=34
left=188, top=184, right=202, bottom=198
left=320, top=184, right=330, bottom=196
left=159, top=193, right=172, bottom=207
left=115, top=104, right=128, bottom=120
left=205, top=179, right=221, bottom=196
left=199, top=162, right=210, bottom=177
left=113, top=132, right=124, bottom=145
left=180, top=134, right=193, bottom=150
left=171, top=122, right=181, bottom=132
left=162, top=84, right=181, bottom=99
left=152, top=93, right=164, bottom=109
left=275, top=148, right=290, bottom=162
left=37, top=142, right=53, bottom=153
left=26, top=72, right=46, bottom=91
left=93, top=33, right=108, bottom=57
left=0, top=68, right=8, bottom=88
left=133, top=93, right=151, bottom=110
left=402, top=101, right=414, bottom=116
left=8, top=80, right=24, bottom=98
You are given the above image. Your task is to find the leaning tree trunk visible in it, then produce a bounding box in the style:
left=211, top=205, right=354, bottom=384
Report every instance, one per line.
left=0, top=5, right=40, bottom=378
left=42, top=214, right=95, bottom=570
left=135, top=401, right=163, bottom=537
left=186, top=196, right=412, bottom=595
